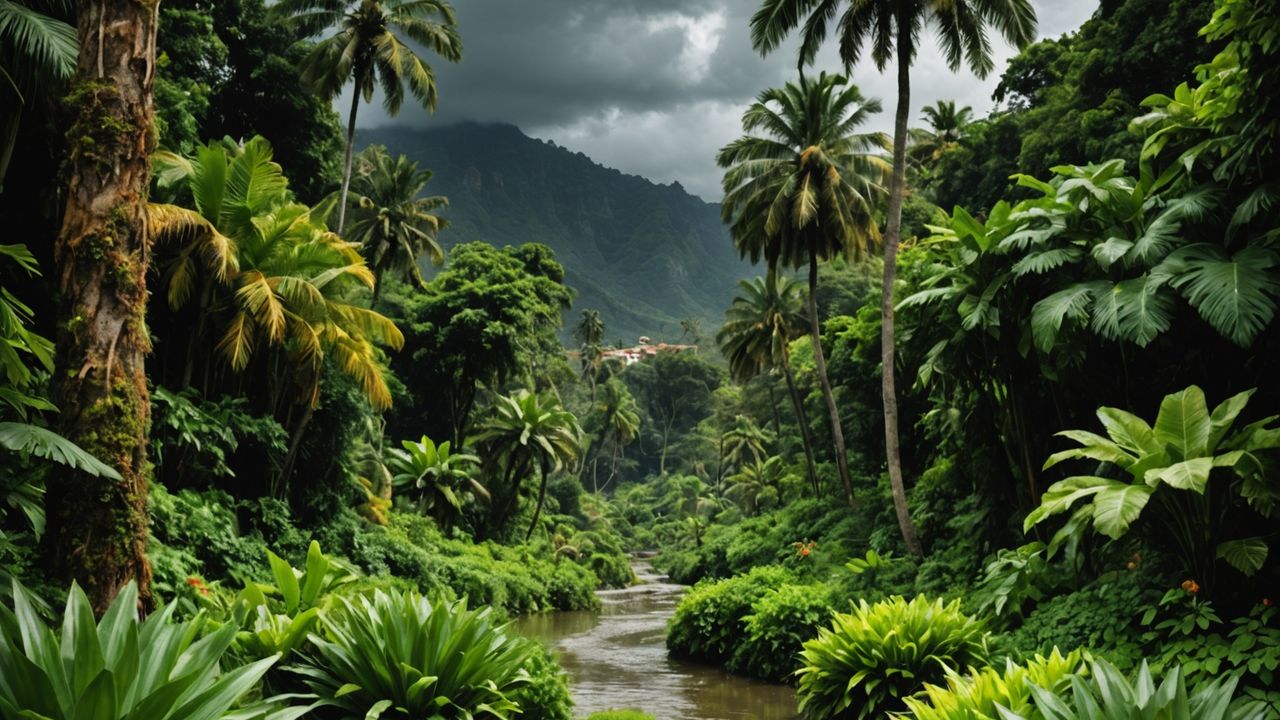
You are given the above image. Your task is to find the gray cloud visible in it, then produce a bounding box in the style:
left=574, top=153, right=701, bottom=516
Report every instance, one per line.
left=355, top=0, right=1099, bottom=200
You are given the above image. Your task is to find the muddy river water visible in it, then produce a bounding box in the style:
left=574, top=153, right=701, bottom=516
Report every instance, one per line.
left=514, top=561, right=798, bottom=719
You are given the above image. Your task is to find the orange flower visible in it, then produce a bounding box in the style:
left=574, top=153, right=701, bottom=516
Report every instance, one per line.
left=1181, top=579, right=1200, bottom=595
left=800, top=547, right=811, bottom=557
left=186, top=576, right=210, bottom=596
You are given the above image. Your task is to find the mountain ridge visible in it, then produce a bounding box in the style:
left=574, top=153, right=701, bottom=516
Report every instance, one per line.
left=358, top=122, right=750, bottom=343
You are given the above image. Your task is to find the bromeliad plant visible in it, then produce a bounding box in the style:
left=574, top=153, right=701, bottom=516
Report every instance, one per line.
left=289, top=588, right=533, bottom=719
left=0, top=580, right=302, bottom=720
left=233, top=541, right=358, bottom=661
left=386, top=435, right=487, bottom=530
left=903, top=648, right=1084, bottom=720
left=1001, top=658, right=1255, bottom=720
left=796, top=595, right=990, bottom=720
left=1025, top=385, right=1280, bottom=592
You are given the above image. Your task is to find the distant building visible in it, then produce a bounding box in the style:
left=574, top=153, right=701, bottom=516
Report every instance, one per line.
left=599, top=337, right=697, bottom=366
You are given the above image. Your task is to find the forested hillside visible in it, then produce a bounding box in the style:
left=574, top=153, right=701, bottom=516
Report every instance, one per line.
left=360, top=123, right=751, bottom=342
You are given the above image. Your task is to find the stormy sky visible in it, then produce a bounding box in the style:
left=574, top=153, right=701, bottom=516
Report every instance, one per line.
left=354, top=0, right=1099, bottom=201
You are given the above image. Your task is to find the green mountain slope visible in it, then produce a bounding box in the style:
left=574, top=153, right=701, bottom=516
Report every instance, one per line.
left=359, top=123, right=750, bottom=343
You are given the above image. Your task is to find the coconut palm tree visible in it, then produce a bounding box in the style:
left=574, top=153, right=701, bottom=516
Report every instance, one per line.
left=152, top=136, right=403, bottom=413
left=717, top=274, right=820, bottom=495
left=575, top=309, right=606, bottom=395
left=723, top=415, right=772, bottom=470
left=0, top=0, right=75, bottom=188
left=474, top=389, right=582, bottom=540
left=583, top=377, right=641, bottom=493
left=717, top=71, right=887, bottom=509
left=750, top=0, right=1038, bottom=558
left=909, top=100, right=973, bottom=167
left=341, top=145, right=449, bottom=301
left=273, top=0, right=462, bottom=232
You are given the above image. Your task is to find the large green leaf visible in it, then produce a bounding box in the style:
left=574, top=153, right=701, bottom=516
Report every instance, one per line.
left=0, top=423, right=122, bottom=480
left=1042, top=430, right=1137, bottom=471
left=1207, top=389, right=1255, bottom=450
left=1091, top=484, right=1154, bottom=539
left=1030, top=283, right=1102, bottom=352
left=1165, top=243, right=1280, bottom=346
left=1095, top=407, right=1163, bottom=458
left=1153, top=386, right=1211, bottom=459
left=1023, top=476, right=1119, bottom=532
left=1144, top=457, right=1213, bottom=492
left=1215, top=538, right=1268, bottom=576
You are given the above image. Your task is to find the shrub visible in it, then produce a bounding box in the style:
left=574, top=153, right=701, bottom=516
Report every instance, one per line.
left=731, top=582, right=834, bottom=682
left=1143, top=596, right=1280, bottom=715
left=999, top=658, right=1253, bottom=720
left=1007, top=579, right=1146, bottom=668
left=903, top=648, right=1084, bottom=720
left=667, top=565, right=794, bottom=662
left=548, top=560, right=599, bottom=611
left=292, top=588, right=532, bottom=719
left=796, top=595, right=990, bottom=720
left=0, top=580, right=292, bottom=719
left=508, top=642, right=574, bottom=720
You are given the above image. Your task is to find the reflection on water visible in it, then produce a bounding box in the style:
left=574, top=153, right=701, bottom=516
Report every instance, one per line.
left=514, top=562, right=798, bottom=719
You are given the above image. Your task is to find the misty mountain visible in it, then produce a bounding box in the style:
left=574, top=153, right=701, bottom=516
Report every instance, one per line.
left=358, top=123, right=751, bottom=344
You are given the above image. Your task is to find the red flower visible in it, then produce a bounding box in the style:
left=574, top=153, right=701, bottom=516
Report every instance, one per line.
left=186, top=576, right=210, bottom=596
left=1265, top=598, right=1273, bottom=607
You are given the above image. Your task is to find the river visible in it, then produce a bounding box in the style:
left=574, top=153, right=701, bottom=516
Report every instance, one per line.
left=514, top=561, right=798, bottom=719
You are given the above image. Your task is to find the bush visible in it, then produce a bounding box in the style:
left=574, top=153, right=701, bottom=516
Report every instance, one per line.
left=796, top=595, right=990, bottom=720
left=731, top=582, right=834, bottom=682
left=903, top=649, right=1084, bottom=720
left=547, top=560, right=599, bottom=611
left=667, top=565, right=794, bottom=662
left=293, top=588, right=533, bottom=719
left=149, top=484, right=270, bottom=581
left=509, top=643, right=574, bottom=720
left=0, top=580, right=292, bottom=719
left=1007, top=578, right=1147, bottom=668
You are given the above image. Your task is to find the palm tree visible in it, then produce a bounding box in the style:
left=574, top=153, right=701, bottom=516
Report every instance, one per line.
left=584, top=377, right=640, bottom=493
left=717, top=274, right=820, bottom=494
left=750, top=0, right=1037, bottom=558
left=575, top=309, right=606, bottom=395
left=0, top=0, right=75, bottom=188
left=274, top=0, right=462, bottom=232
left=717, top=71, right=887, bottom=510
left=152, top=136, right=403, bottom=413
left=387, top=435, right=487, bottom=530
left=726, top=457, right=789, bottom=516
left=474, top=389, right=582, bottom=540
left=341, top=145, right=449, bottom=301
left=723, top=415, right=772, bottom=470
left=910, top=100, right=973, bottom=167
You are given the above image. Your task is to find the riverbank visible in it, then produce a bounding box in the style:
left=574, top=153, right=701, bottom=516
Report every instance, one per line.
left=516, top=562, right=797, bottom=719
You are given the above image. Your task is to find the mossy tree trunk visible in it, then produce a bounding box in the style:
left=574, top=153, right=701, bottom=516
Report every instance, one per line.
left=44, top=0, right=161, bottom=615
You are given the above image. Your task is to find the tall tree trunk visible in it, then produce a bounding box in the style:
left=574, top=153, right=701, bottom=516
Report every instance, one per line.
left=781, top=355, right=819, bottom=496
left=276, top=402, right=316, bottom=498
left=525, top=458, right=550, bottom=541
left=808, top=254, right=854, bottom=508
left=44, top=0, right=161, bottom=615
left=335, top=86, right=361, bottom=233
left=881, top=31, right=924, bottom=558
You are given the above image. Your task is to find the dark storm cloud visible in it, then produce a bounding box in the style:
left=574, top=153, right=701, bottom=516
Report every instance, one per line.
left=356, top=0, right=1100, bottom=199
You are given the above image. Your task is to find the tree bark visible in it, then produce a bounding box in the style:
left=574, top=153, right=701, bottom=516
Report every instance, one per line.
left=44, top=0, right=161, bottom=614
left=881, top=28, right=924, bottom=558
left=808, top=253, right=854, bottom=508
left=335, top=85, right=361, bottom=233
left=781, top=354, right=819, bottom=497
